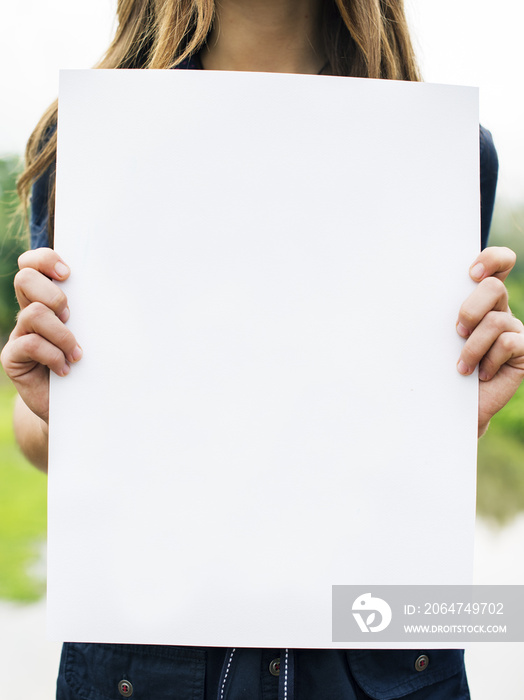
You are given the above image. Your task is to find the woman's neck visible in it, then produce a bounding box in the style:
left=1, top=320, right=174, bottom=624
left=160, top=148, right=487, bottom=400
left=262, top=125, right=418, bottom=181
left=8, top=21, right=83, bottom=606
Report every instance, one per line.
left=201, top=0, right=326, bottom=75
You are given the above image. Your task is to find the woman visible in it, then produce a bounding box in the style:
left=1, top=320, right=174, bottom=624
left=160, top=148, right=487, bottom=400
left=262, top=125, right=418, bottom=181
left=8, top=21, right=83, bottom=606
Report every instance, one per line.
left=2, top=1, right=524, bottom=698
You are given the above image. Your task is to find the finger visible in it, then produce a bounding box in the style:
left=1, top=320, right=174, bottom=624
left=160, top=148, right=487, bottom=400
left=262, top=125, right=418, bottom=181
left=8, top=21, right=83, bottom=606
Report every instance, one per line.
left=14, top=267, right=70, bottom=319
left=469, top=246, right=516, bottom=283
left=18, top=248, right=70, bottom=281
left=11, top=302, right=82, bottom=365
left=457, top=311, right=523, bottom=375
left=479, top=331, right=524, bottom=381
left=456, top=276, right=509, bottom=337
left=1, top=333, right=71, bottom=378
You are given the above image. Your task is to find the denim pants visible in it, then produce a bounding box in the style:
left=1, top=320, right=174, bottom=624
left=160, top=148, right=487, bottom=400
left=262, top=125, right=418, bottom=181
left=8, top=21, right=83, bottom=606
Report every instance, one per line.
left=56, top=644, right=470, bottom=699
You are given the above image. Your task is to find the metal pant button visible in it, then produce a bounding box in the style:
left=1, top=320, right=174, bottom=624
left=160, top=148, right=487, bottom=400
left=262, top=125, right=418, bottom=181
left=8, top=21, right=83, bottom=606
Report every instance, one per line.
left=118, top=679, right=133, bottom=697
left=415, top=655, right=429, bottom=672
left=269, top=658, right=280, bottom=676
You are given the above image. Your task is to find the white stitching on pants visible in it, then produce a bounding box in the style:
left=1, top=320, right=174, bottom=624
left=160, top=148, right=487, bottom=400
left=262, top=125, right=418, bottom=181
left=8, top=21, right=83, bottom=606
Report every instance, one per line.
left=284, top=648, right=289, bottom=700
left=220, top=648, right=236, bottom=700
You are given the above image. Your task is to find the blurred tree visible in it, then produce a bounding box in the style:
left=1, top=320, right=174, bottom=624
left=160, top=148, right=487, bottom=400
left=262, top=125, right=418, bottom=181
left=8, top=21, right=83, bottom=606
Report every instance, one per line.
left=0, top=158, right=47, bottom=603
left=490, top=203, right=524, bottom=277
left=0, top=157, right=27, bottom=345
left=477, top=202, right=524, bottom=521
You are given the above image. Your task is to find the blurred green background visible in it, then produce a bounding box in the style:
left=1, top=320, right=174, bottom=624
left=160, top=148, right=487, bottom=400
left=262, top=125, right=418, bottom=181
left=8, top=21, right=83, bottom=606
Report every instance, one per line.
left=0, top=156, right=47, bottom=602
left=0, top=155, right=523, bottom=602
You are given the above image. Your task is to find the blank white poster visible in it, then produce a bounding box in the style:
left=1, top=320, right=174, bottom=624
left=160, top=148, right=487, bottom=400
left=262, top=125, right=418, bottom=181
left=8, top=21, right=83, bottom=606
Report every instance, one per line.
left=48, top=69, right=479, bottom=648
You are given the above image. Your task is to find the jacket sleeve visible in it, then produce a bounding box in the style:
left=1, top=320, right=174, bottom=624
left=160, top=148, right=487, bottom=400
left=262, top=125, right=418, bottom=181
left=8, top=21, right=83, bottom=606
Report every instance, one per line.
left=30, top=166, right=52, bottom=249
left=29, top=123, right=57, bottom=250
left=479, top=125, right=498, bottom=249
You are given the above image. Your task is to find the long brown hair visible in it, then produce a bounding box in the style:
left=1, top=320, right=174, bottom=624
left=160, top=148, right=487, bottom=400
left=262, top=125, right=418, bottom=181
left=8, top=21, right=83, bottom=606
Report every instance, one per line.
left=18, top=0, right=420, bottom=245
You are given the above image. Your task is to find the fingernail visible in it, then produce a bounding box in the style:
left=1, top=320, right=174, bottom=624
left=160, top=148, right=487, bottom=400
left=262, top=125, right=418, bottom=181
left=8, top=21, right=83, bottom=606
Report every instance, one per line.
left=71, top=345, right=83, bottom=362
left=59, top=307, right=70, bottom=323
left=470, top=262, right=485, bottom=280
left=456, top=322, right=469, bottom=338
left=457, top=360, right=470, bottom=375
left=61, top=363, right=71, bottom=376
left=479, top=368, right=489, bottom=381
left=54, top=261, right=70, bottom=279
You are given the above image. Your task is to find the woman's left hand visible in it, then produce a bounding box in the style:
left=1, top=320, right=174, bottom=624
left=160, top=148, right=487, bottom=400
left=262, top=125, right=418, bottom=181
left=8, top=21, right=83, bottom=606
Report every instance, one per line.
left=457, top=246, right=524, bottom=436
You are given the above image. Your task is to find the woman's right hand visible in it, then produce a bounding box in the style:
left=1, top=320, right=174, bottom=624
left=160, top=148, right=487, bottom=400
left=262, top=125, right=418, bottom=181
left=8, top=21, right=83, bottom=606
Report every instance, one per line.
left=0, top=248, right=82, bottom=425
